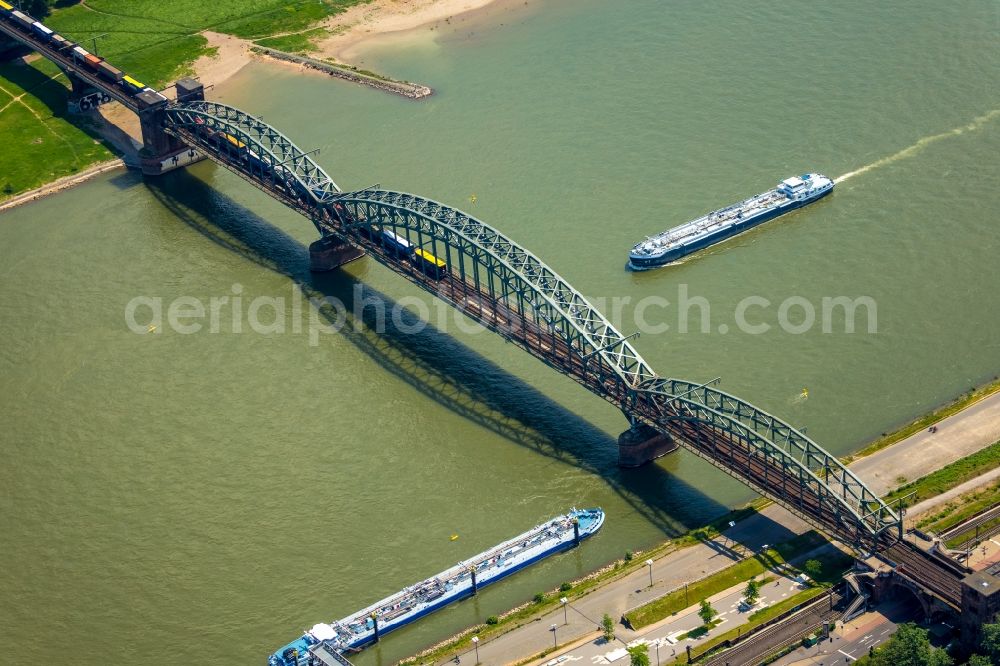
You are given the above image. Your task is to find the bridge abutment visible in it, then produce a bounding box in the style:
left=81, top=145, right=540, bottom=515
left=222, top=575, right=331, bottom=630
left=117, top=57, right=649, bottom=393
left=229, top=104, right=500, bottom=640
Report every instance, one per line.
left=138, top=77, right=205, bottom=176
left=309, top=235, right=366, bottom=271
left=960, top=571, right=1000, bottom=652
left=618, top=423, right=678, bottom=468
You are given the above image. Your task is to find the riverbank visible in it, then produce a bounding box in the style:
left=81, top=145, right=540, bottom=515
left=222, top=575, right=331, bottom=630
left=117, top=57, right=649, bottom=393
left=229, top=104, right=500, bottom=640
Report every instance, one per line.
left=399, top=381, right=1000, bottom=665
left=0, top=158, right=126, bottom=213
left=314, top=0, right=512, bottom=62
left=1, top=0, right=509, bottom=206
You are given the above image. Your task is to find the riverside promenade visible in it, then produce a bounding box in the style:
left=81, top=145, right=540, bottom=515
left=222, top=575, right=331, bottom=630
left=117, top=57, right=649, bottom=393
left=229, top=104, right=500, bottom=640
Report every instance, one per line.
left=431, top=389, right=1000, bottom=666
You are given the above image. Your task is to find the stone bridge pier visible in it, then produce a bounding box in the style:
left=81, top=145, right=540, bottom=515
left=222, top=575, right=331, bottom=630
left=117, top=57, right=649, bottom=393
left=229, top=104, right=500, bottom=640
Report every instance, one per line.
left=138, top=77, right=205, bottom=175
left=618, top=422, right=678, bottom=467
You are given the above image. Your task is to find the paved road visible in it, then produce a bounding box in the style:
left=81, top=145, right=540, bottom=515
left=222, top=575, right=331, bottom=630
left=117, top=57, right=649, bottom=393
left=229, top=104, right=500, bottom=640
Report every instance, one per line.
left=429, top=390, right=1000, bottom=665
left=850, top=390, right=1000, bottom=496
left=771, top=598, right=918, bottom=666
left=529, top=574, right=815, bottom=666
left=441, top=505, right=811, bottom=666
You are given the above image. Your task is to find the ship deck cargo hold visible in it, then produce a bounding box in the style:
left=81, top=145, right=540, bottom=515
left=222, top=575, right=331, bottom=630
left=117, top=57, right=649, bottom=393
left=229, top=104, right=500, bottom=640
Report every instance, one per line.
left=268, top=508, right=605, bottom=666
left=628, top=172, right=833, bottom=270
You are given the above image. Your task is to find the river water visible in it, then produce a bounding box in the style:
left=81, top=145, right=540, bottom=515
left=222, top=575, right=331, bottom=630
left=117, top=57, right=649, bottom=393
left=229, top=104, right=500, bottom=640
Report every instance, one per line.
left=1, top=1, right=997, bottom=664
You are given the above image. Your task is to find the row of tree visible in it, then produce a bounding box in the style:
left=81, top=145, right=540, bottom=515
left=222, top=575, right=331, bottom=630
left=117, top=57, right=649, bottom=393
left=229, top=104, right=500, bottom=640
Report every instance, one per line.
left=856, top=621, right=1000, bottom=666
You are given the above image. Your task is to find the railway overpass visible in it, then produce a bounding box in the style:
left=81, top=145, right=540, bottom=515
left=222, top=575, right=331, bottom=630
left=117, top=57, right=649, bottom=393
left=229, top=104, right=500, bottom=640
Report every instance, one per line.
left=1, top=6, right=902, bottom=551
left=12, top=12, right=1000, bottom=658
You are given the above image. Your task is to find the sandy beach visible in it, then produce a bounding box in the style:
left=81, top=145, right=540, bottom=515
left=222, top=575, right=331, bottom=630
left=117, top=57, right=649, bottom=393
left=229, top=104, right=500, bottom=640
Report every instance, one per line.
left=196, top=0, right=518, bottom=90
left=3, top=0, right=514, bottom=206
left=316, top=0, right=510, bottom=61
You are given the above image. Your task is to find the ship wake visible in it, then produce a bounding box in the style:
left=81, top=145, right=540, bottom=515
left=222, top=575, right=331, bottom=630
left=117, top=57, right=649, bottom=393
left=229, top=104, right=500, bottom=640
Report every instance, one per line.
left=835, top=108, right=999, bottom=184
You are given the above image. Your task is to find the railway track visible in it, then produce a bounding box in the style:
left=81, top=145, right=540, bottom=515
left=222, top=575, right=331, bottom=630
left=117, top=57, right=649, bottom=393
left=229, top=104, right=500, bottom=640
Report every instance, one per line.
left=703, top=591, right=842, bottom=666
left=884, top=542, right=963, bottom=607
left=953, top=522, right=1000, bottom=553
left=940, top=504, right=1000, bottom=551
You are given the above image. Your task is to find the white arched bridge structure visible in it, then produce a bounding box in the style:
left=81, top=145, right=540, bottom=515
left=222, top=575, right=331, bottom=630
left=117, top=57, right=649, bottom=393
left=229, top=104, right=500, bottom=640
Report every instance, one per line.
left=162, top=100, right=902, bottom=550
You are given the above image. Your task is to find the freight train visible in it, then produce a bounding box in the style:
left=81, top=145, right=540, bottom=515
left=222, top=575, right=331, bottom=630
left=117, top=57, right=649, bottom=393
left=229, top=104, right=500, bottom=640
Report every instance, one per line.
left=0, top=0, right=166, bottom=104
left=185, top=117, right=450, bottom=280
left=361, top=225, right=449, bottom=279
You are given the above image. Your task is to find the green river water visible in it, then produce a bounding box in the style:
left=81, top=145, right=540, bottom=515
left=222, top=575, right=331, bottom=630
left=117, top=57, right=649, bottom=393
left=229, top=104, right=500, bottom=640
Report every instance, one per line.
left=1, top=1, right=998, bottom=664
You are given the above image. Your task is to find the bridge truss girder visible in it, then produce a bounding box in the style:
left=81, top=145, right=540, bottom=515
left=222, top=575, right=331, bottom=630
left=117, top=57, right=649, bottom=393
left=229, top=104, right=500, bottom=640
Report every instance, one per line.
left=158, top=101, right=902, bottom=550
left=633, top=379, right=901, bottom=547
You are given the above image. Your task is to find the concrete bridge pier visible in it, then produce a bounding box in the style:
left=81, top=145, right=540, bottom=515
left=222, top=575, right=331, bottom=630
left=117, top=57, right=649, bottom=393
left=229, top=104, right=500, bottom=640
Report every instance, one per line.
left=309, top=235, right=366, bottom=271
left=138, top=77, right=205, bottom=175
left=618, top=422, right=678, bottom=467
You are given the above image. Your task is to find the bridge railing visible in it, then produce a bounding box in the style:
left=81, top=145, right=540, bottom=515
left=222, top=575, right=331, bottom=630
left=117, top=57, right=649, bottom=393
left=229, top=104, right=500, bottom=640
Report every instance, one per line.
left=334, top=189, right=659, bottom=390
left=164, top=101, right=342, bottom=203
left=632, top=379, right=901, bottom=545
left=158, top=99, right=902, bottom=549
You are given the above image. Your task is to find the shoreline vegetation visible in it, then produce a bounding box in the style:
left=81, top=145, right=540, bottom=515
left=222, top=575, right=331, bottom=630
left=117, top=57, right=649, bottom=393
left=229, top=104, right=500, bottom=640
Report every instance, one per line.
left=398, top=379, right=1000, bottom=665
left=0, top=0, right=502, bottom=204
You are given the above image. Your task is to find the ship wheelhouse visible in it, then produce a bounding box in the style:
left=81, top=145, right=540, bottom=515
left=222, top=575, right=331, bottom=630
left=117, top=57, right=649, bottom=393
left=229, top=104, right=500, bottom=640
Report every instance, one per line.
left=777, top=175, right=809, bottom=199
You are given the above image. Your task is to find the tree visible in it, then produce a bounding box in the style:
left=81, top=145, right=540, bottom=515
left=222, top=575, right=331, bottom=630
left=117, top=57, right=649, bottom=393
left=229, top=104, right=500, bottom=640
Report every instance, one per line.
left=627, top=643, right=650, bottom=666
left=866, top=623, right=951, bottom=666
left=743, top=577, right=761, bottom=606
left=601, top=613, right=615, bottom=642
left=966, top=655, right=991, bottom=666
left=804, top=559, right=823, bottom=579
left=698, top=599, right=717, bottom=627
left=20, top=0, right=51, bottom=18
left=980, top=621, right=1000, bottom=664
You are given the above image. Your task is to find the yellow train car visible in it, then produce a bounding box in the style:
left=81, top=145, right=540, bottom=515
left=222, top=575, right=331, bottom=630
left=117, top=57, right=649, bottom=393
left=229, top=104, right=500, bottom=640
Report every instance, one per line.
left=223, top=133, right=246, bottom=150
left=414, top=248, right=447, bottom=279
left=121, top=75, right=146, bottom=94
left=0, top=1, right=16, bottom=12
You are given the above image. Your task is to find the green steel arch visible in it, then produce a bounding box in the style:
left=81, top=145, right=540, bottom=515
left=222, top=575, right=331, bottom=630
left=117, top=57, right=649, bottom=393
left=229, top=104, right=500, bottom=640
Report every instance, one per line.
left=163, top=101, right=342, bottom=209
left=162, top=101, right=901, bottom=548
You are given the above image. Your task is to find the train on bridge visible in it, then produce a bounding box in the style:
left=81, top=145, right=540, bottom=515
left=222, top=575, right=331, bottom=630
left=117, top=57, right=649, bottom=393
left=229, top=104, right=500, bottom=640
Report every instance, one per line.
left=0, top=0, right=166, bottom=104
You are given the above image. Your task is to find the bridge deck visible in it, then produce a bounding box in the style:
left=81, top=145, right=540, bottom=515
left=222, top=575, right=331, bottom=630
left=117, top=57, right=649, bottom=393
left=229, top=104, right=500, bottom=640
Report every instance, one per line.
left=0, top=20, right=139, bottom=111
left=883, top=542, right=964, bottom=608
left=158, top=102, right=904, bottom=552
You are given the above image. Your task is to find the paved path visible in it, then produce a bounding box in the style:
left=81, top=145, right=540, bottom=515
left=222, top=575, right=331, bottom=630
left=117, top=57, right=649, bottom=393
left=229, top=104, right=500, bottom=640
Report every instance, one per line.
left=849, top=390, right=1000, bottom=496
left=771, top=598, right=917, bottom=666
left=428, top=390, right=1000, bottom=665
left=528, top=573, right=815, bottom=666
left=439, top=505, right=811, bottom=666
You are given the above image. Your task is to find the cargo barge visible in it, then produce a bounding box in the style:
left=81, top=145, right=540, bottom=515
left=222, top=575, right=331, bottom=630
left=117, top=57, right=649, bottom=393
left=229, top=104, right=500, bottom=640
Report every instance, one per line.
left=628, top=173, right=833, bottom=270
left=268, top=508, right=605, bottom=666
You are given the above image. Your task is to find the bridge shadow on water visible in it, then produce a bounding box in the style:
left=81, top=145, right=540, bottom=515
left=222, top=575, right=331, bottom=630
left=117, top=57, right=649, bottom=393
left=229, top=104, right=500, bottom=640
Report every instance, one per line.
left=145, top=168, right=740, bottom=539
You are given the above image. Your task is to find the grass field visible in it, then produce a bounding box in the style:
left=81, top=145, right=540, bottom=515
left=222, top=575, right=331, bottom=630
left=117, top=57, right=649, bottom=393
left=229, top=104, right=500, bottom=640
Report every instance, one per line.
left=920, top=480, right=1000, bottom=535
left=254, top=27, right=330, bottom=53
left=944, top=508, right=1000, bottom=549
left=623, top=531, right=831, bottom=630
left=43, top=0, right=372, bottom=85
left=884, top=440, right=1000, bottom=507
left=0, top=59, right=113, bottom=197
left=1, top=0, right=371, bottom=200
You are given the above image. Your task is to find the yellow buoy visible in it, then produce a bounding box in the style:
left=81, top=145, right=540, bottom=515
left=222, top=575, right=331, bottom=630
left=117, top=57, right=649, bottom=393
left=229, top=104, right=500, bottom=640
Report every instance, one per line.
left=469, top=194, right=477, bottom=205
left=450, top=534, right=459, bottom=541
left=801, top=388, right=809, bottom=398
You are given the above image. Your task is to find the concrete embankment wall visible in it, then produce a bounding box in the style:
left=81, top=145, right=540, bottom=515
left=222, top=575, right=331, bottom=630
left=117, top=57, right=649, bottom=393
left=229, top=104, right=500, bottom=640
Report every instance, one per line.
left=253, top=47, right=433, bottom=100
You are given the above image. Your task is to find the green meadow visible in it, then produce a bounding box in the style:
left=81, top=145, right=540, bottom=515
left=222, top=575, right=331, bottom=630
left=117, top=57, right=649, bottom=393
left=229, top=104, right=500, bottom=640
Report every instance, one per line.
left=1, top=0, right=370, bottom=201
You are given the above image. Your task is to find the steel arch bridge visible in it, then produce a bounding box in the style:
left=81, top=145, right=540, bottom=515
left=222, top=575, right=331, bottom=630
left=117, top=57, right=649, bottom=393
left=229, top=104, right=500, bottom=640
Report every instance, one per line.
left=163, top=101, right=901, bottom=549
